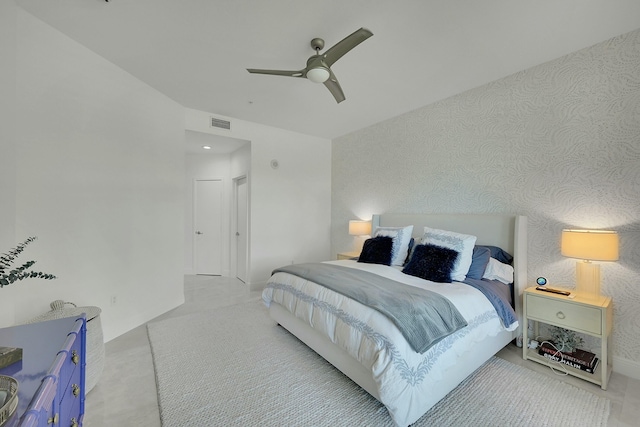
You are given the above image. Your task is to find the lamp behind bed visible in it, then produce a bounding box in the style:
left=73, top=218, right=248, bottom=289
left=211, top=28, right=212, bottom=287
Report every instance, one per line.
left=349, top=220, right=372, bottom=236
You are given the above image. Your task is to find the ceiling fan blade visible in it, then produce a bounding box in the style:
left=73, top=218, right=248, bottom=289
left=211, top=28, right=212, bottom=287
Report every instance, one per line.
left=322, top=27, right=373, bottom=67
left=324, top=71, right=345, bottom=103
left=246, top=68, right=305, bottom=78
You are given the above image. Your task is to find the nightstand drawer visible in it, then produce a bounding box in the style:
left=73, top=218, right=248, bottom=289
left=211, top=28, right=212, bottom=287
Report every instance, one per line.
left=526, top=295, right=601, bottom=335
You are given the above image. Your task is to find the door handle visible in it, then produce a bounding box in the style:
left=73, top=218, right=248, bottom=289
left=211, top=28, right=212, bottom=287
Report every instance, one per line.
left=236, top=232, right=240, bottom=236
left=195, top=231, right=204, bottom=235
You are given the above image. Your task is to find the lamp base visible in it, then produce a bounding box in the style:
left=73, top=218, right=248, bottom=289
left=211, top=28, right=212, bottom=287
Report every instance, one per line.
left=576, top=260, right=600, bottom=298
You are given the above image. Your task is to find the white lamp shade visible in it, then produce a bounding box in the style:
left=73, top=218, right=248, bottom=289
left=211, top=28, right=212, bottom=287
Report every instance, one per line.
left=561, top=229, right=619, bottom=261
left=306, top=67, right=330, bottom=83
left=349, top=220, right=371, bottom=236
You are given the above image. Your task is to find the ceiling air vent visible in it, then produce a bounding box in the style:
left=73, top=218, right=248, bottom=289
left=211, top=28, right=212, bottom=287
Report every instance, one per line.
left=210, top=116, right=231, bottom=130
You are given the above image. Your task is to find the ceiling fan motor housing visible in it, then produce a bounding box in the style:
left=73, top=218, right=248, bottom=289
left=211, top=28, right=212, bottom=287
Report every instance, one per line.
left=310, top=38, right=325, bottom=51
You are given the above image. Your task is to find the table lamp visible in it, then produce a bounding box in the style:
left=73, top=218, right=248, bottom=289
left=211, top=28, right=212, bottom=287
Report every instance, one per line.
left=348, top=220, right=371, bottom=237
left=561, top=229, right=618, bottom=297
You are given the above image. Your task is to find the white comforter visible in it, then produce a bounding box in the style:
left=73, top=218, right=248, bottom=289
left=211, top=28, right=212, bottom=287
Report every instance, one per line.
left=262, top=260, right=514, bottom=426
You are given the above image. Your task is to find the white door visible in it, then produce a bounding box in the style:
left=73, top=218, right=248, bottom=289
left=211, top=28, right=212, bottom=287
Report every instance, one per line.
left=235, top=177, right=248, bottom=283
left=194, top=179, right=223, bottom=275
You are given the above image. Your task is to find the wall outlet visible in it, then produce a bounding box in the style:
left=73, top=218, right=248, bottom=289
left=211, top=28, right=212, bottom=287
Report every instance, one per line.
left=110, top=295, right=117, bottom=306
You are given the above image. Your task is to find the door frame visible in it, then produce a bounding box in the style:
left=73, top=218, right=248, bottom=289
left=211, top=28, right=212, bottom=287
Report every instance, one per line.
left=231, top=174, right=248, bottom=282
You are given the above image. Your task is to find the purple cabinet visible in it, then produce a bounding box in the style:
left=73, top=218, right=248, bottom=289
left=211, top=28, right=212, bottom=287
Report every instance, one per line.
left=0, top=316, right=86, bottom=427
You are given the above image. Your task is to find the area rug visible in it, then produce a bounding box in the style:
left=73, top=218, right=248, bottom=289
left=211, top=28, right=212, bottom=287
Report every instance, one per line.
left=147, top=300, right=610, bottom=426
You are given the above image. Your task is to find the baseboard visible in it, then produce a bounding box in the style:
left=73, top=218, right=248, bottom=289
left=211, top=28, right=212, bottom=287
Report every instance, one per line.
left=613, top=355, right=640, bottom=380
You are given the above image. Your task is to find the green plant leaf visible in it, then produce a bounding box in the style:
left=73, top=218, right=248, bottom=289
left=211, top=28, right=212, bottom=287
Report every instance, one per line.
left=0, top=237, right=56, bottom=288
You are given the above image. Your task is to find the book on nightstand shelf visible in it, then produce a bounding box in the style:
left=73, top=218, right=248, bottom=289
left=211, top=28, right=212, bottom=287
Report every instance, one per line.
left=540, top=352, right=599, bottom=373
left=538, top=343, right=598, bottom=373
left=0, top=346, right=22, bottom=369
left=538, top=342, right=596, bottom=367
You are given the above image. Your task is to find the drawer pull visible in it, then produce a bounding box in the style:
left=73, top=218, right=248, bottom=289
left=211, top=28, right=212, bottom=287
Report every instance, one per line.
left=72, top=383, right=80, bottom=397
left=71, top=350, right=79, bottom=365
left=70, top=417, right=79, bottom=427
left=556, top=311, right=566, bottom=319
left=48, top=413, right=59, bottom=424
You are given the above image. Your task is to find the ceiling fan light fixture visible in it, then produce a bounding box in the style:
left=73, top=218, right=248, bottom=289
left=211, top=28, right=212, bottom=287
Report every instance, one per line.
left=306, top=67, right=330, bottom=83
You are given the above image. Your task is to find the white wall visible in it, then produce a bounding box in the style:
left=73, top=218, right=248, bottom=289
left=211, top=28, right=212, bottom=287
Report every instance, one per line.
left=332, top=29, right=640, bottom=378
left=3, top=8, right=185, bottom=341
left=185, top=109, right=332, bottom=289
left=0, top=1, right=16, bottom=245
left=0, top=0, right=18, bottom=327
left=230, top=144, right=251, bottom=180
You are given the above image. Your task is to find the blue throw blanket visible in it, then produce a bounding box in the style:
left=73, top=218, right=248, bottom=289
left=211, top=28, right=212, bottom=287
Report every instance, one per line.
left=271, top=263, right=468, bottom=354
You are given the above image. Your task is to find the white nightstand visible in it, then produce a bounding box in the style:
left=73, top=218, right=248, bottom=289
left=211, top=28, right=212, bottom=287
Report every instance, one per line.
left=522, top=286, right=613, bottom=389
left=337, top=251, right=360, bottom=260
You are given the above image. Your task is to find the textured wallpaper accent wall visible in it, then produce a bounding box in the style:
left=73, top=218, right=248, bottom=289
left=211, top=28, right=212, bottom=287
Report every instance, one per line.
left=332, top=29, right=640, bottom=365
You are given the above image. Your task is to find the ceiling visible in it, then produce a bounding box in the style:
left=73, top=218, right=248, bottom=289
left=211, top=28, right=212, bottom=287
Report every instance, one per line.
left=16, top=0, right=640, bottom=141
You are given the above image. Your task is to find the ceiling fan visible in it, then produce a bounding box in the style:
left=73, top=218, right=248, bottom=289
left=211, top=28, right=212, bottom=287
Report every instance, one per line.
left=247, top=27, right=373, bottom=103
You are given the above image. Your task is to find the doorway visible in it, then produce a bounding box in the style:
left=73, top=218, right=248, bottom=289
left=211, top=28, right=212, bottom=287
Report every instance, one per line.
left=234, top=176, right=248, bottom=283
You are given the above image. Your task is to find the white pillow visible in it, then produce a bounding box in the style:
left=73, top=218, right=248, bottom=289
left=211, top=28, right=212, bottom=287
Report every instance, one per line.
left=373, top=225, right=414, bottom=266
left=421, top=227, right=477, bottom=281
left=482, top=257, right=514, bottom=284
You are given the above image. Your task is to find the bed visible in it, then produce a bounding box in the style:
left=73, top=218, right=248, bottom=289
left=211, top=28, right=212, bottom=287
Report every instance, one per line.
left=262, top=213, right=527, bottom=426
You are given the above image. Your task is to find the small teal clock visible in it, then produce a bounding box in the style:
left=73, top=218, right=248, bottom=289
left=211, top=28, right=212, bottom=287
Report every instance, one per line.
left=536, top=277, right=547, bottom=286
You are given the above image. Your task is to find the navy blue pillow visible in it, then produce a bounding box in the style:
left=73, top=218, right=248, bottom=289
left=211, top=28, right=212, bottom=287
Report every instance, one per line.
left=478, top=245, right=514, bottom=265
left=467, top=246, right=492, bottom=280
left=402, top=244, right=459, bottom=283
left=358, top=236, right=394, bottom=266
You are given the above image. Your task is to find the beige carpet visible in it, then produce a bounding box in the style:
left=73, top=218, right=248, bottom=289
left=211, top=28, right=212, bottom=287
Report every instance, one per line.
left=147, top=300, right=610, bottom=427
